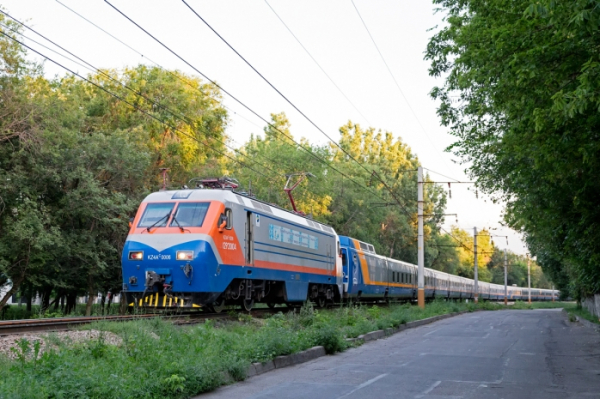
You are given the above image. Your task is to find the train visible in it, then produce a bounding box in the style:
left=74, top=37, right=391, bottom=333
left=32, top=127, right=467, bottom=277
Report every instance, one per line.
left=121, top=179, right=558, bottom=311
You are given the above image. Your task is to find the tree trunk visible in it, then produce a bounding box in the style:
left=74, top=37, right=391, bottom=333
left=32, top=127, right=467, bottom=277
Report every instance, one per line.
left=119, top=292, right=127, bottom=315
left=85, top=294, right=95, bottom=316
left=65, top=293, right=77, bottom=314
left=26, top=292, right=32, bottom=312
left=41, top=287, right=53, bottom=312
left=106, top=292, right=113, bottom=313
left=0, top=275, right=25, bottom=312
left=100, top=293, right=106, bottom=315
left=53, top=290, right=63, bottom=311
left=85, top=275, right=96, bottom=316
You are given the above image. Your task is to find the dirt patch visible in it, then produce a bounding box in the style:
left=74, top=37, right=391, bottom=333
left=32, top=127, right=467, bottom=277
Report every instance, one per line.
left=0, top=330, right=123, bottom=360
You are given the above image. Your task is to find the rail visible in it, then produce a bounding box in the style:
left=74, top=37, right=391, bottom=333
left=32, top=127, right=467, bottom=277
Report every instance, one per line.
left=0, top=308, right=282, bottom=335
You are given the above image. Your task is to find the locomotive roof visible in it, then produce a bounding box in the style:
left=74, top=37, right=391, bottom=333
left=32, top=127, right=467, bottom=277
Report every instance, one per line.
left=142, top=189, right=337, bottom=236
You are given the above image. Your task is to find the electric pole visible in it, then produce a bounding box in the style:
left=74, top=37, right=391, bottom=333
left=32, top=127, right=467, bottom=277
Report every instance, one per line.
left=473, top=227, right=478, bottom=304
left=504, top=250, right=508, bottom=305
left=417, top=166, right=424, bottom=309
left=527, top=254, right=531, bottom=304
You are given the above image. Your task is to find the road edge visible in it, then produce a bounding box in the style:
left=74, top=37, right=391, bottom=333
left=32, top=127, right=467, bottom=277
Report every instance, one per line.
left=562, top=308, right=600, bottom=332
left=245, top=310, right=470, bottom=378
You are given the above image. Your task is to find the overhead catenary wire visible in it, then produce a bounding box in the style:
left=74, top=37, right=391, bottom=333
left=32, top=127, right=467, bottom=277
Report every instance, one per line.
left=179, top=0, right=419, bottom=216
left=263, top=0, right=371, bottom=126
left=55, top=0, right=264, bottom=132
left=0, top=11, right=283, bottom=182
left=103, top=0, right=414, bottom=214
left=350, top=0, right=454, bottom=173
left=424, top=167, right=470, bottom=184
left=53, top=0, right=280, bottom=168
left=180, top=1, right=375, bottom=174
left=0, top=29, right=278, bottom=186
left=18, top=3, right=476, bottom=253
left=55, top=0, right=409, bottom=222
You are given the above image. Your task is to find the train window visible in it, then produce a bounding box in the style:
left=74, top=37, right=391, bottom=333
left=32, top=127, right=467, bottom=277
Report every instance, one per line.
left=138, top=202, right=175, bottom=227
left=170, top=202, right=210, bottom=227
left=225, top=208, right=232, bottom=229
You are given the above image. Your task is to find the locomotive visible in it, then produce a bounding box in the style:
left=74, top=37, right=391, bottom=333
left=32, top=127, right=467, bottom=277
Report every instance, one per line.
left=121, top=179, right=557, bottom=311
left=122, top=178, right=343, bottom=311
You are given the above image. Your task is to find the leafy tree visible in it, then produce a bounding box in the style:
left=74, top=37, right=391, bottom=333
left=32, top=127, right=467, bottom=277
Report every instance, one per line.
left=425, top=0, right=600, bottom=297
left=0, top=11, right=230, bottom=312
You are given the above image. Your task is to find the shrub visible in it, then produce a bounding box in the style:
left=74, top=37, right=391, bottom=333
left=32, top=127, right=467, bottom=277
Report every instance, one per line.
left=311, top=324, right=347, bottom=354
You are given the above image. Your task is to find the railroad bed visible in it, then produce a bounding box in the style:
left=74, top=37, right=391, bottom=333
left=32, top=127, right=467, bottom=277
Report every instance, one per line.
left=0, top=308, right=281, bottom=335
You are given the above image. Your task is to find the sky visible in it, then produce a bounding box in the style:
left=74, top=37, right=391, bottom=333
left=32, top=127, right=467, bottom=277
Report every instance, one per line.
left=0, top=0, right=528, bottom=255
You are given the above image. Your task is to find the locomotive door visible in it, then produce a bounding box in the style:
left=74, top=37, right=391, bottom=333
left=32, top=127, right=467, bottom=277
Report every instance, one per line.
left=341, top=248, right=349, bottom=293
left=245, top=211, right=254, bottom=266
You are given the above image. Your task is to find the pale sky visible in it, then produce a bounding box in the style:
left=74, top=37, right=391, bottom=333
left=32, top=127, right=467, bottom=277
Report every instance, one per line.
left=1, top=0, right=528, bottom=254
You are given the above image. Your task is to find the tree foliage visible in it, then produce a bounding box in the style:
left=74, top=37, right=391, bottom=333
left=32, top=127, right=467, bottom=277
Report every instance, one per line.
left=0, top=16, right=228, bottom=312
left=426, top=0, right=600, bottom=297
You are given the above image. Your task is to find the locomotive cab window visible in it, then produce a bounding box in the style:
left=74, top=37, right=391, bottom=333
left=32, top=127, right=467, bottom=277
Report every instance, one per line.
left=170, top=202, right=210, bottom=227
left=219, top=208, right=233, bottom=229
left=138, top=202, right=175, bottom=227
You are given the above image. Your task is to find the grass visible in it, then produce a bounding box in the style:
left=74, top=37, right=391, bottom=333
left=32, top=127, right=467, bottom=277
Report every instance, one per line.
left=0, top=299, right=577, bottom=399
left=566, top=305, right=600, bottom=325
left=510, top=300, right=576, bottom=310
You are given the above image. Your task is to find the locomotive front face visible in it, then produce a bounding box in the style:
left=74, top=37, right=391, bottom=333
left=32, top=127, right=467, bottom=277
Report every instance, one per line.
left=122, top=191, right=242, bottom=309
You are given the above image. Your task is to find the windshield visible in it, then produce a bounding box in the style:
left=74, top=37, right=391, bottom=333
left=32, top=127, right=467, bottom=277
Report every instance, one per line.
left=138, top=203, right=175, bottom=228
left=170, top=202, right=210, bottom=227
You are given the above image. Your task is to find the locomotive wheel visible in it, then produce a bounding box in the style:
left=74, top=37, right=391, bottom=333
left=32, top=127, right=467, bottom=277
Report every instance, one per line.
left=211, top=298, right=226, bottom=313
left=242, top=298, right=254, bottom=312
left=316, top=296, right=326, bottom=308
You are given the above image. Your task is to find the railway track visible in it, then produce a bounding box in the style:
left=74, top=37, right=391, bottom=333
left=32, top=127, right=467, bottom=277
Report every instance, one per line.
left=0, top=307, right=283, bottom=335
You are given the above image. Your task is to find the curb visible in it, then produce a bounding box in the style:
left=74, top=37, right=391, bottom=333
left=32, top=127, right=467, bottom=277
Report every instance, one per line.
left=246, top=346, right=326, bottom=378
left=562, top=308, right=600, bottom=332
left=245, top=310, right=469, bottom=378
left=575, top=316, right=600, bottom=331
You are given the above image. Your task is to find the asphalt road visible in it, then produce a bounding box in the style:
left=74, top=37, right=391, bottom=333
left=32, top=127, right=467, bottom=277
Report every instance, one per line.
left=196, top=309, right=600, bottom=399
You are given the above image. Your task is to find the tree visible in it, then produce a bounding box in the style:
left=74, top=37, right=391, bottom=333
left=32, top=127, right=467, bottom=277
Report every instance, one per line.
left=425, top=0, right=600, bottom=297
left=0, top=10, right=230, bottom=312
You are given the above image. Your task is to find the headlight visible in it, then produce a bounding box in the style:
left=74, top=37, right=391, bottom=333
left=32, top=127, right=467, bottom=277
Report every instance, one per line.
left=128, top=251, right=143, bottom=260
left=176, top=250, right=194, bottom=261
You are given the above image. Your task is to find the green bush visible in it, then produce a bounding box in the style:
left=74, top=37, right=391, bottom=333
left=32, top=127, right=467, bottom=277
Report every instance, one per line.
left=311, top=324, right=347, bottom=354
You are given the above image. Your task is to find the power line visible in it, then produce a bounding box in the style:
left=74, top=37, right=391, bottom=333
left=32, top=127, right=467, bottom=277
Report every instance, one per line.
left=263, top=0, right=371, bottom=126
left=180, top=1, right=378, bottom=178
left=0, top=10, right=282, bottom=182
left=424, top=167, right=468, bottom=184
left=56, top=0, right=264, bottom=132
left=103, top=0, right=408, bottom=212
left=56, top=0, right=407, bottom=218
left=54, top=0, right=276, bottom=167
left=180, top=0, right=420, bottom=217
left=0, top=29, right=277, bottom=186
left=350, top=0, right=453, bottom=172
